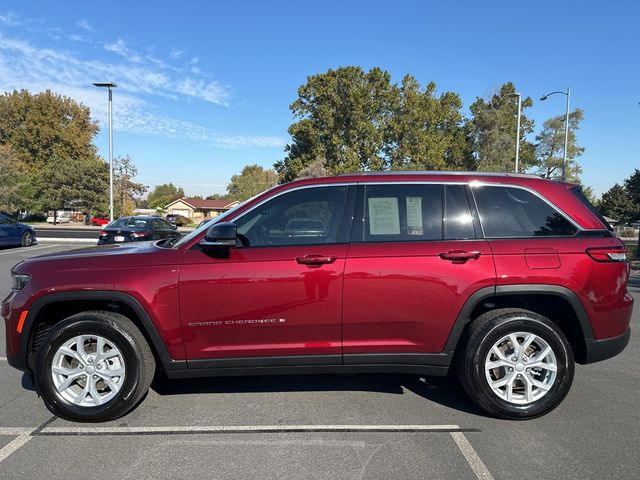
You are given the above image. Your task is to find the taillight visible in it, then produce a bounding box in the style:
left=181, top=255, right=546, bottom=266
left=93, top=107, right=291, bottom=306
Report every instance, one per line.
left=130, top=232, right=147, bottom=238
left=99, top=231, right=108, bottom=237
left=586, top=247, right=627, bottom=262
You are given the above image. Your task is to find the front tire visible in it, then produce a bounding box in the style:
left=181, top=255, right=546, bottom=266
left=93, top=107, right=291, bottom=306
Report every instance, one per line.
left=34, top=311, right=155, bottom=422
left=21, top=231, right=34, bottom=247
left=457, top=308, right=574, bottom=420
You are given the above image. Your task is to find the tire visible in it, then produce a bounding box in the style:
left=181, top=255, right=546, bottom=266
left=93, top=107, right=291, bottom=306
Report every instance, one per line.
left=34, top=311, right=155, bottom=422
left=21, top=231, right=34, bottom=247
left=457, top=308, right=574, bottom=420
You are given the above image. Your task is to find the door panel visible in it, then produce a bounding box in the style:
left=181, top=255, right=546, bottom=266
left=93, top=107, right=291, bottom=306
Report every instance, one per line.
left=180, top=245, right=348, bottom=359
left=178, top=184, right=354, bottom=362
left=343, top=239, right=495, bottom=353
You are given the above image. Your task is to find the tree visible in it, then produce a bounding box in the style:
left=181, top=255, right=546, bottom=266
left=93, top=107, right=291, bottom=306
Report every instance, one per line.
left=275, top=67, right=396, bottom=181
left=147, top=183, right=185, bottom=209
left=599, top=184, right=635, bottom=223
left=0, top=90, right=99, bottom=174
left=385, top=76, right=469, bottom=171
left=0, top=145, right=27, bottom=212
left=26, top=156, right=109, bottom=215
left=466, top=82, right=536, bottom=172
left=227, top=164, right=278, bottom=200
left=206, top=193, right=235, bottom=200
left=623, top=169, right=640, bottom=207
left=113, top=156, right=147, bottom=216
left=535, top=109, right=585, bottom=183
left=295, top=156, right=329, bottom=180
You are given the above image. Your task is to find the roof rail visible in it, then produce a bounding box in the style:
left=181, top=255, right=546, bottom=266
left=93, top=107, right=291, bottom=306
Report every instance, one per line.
left=336, top=170, right=541, bottom=178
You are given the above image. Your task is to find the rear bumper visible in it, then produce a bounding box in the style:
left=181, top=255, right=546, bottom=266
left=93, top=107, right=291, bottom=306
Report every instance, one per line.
left=582, top=328, right=631, bottom=364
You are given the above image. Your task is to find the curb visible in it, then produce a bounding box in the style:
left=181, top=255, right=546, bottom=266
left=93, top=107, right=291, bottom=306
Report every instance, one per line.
left=36, top=238, right=97, bottom=244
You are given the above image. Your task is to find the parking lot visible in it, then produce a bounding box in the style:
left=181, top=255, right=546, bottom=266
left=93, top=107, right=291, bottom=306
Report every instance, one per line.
left=1, top=244, right=638, bottom=479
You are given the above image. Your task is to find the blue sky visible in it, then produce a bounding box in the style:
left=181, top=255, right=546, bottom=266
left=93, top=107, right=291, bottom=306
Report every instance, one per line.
left=0, top=1, right=638, bottom=197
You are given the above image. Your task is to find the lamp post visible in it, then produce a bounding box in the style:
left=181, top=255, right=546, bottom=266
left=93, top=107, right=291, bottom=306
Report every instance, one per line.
left=93, top=82, right=117, bottom=222
left=508, top=93, right=522, bottom=173
left=540, top=87, right=571, bottom=181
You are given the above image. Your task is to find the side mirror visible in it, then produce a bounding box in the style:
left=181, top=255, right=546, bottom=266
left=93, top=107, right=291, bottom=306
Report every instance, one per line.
left=200, top=222, right=237, bottom=249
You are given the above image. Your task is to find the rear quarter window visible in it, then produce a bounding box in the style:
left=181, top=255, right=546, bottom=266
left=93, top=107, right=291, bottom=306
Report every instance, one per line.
left=472, top=185, right=577, bottom=238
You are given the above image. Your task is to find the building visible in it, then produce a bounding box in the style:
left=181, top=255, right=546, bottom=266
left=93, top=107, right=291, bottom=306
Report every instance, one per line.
left=164, top=198, right=239, bottom=223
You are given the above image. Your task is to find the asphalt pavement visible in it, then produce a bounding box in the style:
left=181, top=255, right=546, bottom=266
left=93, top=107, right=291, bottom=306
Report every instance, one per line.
left=0, top=244, right=638, bottom=479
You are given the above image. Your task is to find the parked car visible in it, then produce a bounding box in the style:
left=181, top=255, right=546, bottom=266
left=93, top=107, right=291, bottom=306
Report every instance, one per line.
left=97, top=216, right=181, bottom=245
left=0, top=213, right=36, bottom=247
left=90, top=216, right=110, bottom=226
left=165, top=214, right=190, bottom=226
left=3, top=172, right=633, bottom=422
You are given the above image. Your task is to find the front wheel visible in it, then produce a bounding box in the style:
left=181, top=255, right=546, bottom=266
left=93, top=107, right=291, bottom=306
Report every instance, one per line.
left=34, top=311, right=155, bottom=422
left=21, top=231, right=34, bottom=247
left=457, top=308, right=574, bottom=420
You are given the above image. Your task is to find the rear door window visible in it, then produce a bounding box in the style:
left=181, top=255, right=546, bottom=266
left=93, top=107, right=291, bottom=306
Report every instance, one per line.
left=445, top=185, right=476, bottom=239
left=472, top=185, right=577, bottom=237
left=362, top=184, right=443, bottom=242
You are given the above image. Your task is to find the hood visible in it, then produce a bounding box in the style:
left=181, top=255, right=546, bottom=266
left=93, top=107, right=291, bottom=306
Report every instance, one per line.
left=13, top=240, right=181, bottom=274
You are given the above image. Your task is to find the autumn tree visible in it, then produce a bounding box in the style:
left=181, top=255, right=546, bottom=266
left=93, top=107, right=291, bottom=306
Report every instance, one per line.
left=535, top=109, right=585, bottom=183
left=227, top=164, right=278, bottom=200
left=147, top=183, right=185, bottom=209
left=113, top=156, right=147, bottom=216
left=0, top=145, right=27, bottom=212
left=466, top=82, right=536, bottom=172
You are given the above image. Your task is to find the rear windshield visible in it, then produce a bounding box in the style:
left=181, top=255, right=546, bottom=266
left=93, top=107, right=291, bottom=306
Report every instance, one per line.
left=107, top=218, right=150, bottom=229
left=570, top=186, right=612, bottom=231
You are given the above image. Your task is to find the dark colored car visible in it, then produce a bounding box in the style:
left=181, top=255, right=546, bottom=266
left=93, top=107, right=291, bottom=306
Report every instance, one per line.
left=2, top=172, right=633, bottom=422
left=165, top=214, right=190, bottom=226
left=0, top=213, right=36, bottom=247
left=97, top=216, right=180, bottom=245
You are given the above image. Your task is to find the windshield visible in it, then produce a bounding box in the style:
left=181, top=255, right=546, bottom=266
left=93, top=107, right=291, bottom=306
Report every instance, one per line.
left=107, top=218, right=150, bottom=229
left=169, top=196, right=253, bottom=248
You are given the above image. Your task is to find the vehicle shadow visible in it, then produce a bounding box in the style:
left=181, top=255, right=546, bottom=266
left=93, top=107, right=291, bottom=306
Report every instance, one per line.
left=151, top=372, right=485, bottom=417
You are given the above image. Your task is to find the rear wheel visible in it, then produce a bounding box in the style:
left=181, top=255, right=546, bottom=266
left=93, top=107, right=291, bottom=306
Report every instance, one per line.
left=34, top=311, right=155, bottom=422
left=457, top=308, right=574, bottom=419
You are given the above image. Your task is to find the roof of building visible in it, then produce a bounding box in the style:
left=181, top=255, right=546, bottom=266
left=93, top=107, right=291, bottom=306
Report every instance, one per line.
left=165, top=197, right=238, bottom=210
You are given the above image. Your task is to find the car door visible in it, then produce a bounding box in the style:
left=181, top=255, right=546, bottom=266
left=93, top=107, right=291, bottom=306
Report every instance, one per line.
left=0, top=214, right=10, bottom=246
left=179, top=184, right=355, bottom=366
left=342, top=183, right=496, bottom=362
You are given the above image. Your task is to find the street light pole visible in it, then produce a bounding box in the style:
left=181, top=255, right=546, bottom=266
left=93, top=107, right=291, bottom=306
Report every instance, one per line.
left=93, top=82, right=117, bottom=222
left=540, top=87, right=571, bottom=181
left=508, top=93, right=522, bottom=173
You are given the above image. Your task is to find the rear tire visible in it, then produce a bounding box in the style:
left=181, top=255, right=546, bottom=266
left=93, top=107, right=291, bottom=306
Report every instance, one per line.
left=34, top=311, right=155, bottom=422
left=457, top=308, right=574, bottom=420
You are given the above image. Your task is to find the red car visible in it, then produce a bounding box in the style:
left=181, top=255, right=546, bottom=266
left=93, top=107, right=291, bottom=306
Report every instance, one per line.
left=90, top=216, right=110, bottom=226
left=2, top=172, right=633, bottom=422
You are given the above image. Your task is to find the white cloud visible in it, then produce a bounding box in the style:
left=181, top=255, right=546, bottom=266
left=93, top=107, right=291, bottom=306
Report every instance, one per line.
left=0, top=32, right=284, bottom=150
left=0, top=12, right=21, bottom=26
left=76, top=19, right=94, bottom=32
left=169, top=48, right=185, bottom=59
left=104, top=38, right=143, bottom=63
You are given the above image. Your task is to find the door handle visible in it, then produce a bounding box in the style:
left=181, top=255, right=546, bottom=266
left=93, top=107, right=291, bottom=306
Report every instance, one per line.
left=439, top=250, right=481, bottom=263
left=296, top=254, right=337, bottom=266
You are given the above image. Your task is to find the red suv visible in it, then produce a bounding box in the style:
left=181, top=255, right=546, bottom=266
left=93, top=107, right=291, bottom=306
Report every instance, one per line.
left=2, top=172, right=633, bottom=422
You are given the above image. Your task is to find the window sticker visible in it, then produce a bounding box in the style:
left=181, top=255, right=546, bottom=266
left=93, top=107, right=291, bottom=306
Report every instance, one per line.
left=368, top=197, right=400, bottom=235
left=406, top=197, right=423, bottom=235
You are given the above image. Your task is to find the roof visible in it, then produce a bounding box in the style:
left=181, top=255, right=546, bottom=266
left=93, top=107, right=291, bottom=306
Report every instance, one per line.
left=337, top=171, right=540, bottom=178
left=165, top=198, right=238, bottom=210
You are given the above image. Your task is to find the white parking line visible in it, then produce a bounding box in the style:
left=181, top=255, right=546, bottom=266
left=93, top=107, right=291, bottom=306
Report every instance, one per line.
left=0, top=428, right=36, bottom=464
left=0, top=357, right=7, bottom=362
left=0, top=244, right=62, bottom=256
left=451, top=432, right=494, bottom=480
left=40, top=424, right=464, bottom=434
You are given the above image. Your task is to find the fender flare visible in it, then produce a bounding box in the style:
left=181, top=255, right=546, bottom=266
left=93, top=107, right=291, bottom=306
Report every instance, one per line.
left=443, top=284, right=594, bottom=352
left=19, top=291, right=186, bottom=373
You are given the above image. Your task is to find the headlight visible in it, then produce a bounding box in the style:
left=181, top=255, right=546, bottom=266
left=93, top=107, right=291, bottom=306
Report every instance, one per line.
left=11, top=273, right=30, bottom=290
